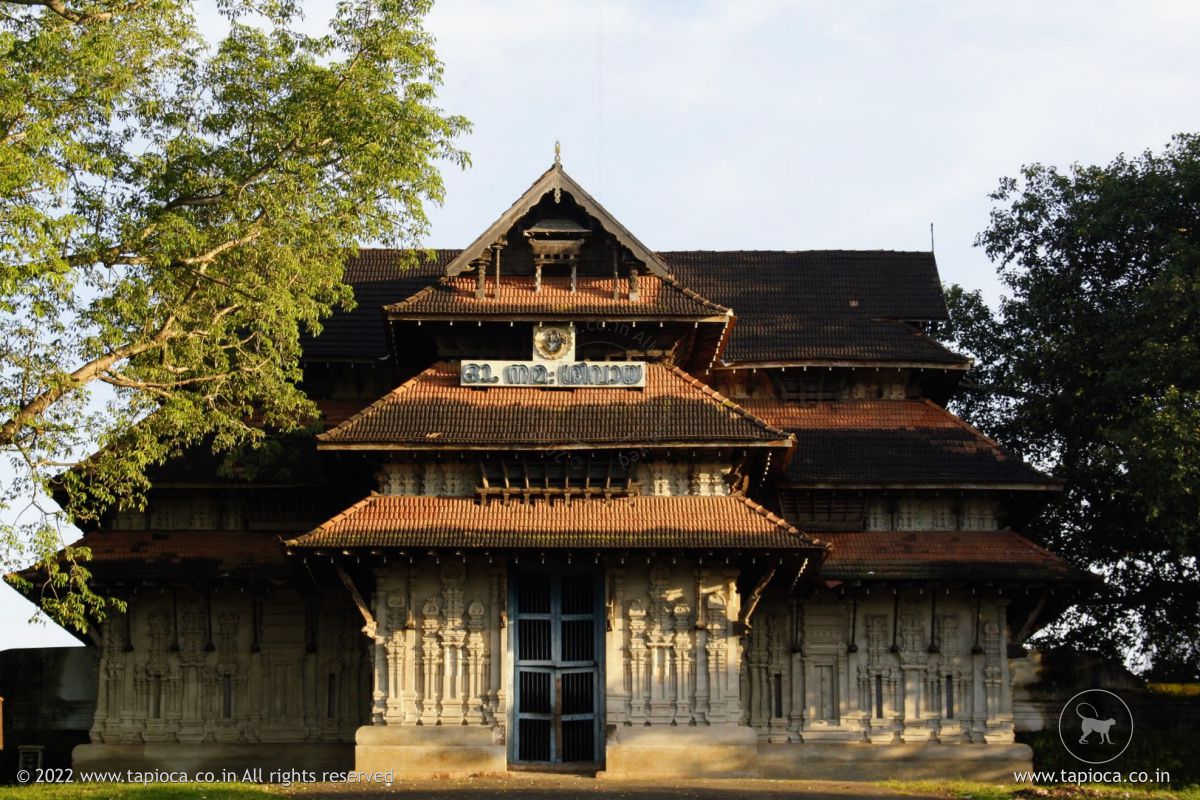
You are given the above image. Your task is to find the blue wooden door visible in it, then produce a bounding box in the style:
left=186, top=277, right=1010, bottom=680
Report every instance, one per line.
left=510, top=570, right=603, bottom=767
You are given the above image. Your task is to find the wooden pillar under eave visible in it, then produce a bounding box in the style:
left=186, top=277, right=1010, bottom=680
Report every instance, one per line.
left=612, top=247, right=620, bottom=299
left=491, top=240, right=504, bottom=298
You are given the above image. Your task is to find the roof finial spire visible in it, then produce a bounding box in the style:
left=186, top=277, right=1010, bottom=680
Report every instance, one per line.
left=554, top=139, right=562, bottom=166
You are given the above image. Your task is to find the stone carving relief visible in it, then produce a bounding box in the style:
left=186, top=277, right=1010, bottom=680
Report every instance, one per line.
left=742, top=594, right=1015, bottom=745
left=90, top=589, right=367, bottom=746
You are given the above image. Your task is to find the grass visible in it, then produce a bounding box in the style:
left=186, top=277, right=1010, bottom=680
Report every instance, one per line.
left=0, top=780, right=1197, bottom=800
left=1017, top=730, right=1200, bottom=789
left=885, top=779, right=1200, bottom=799
left=0, top=783, right=278, bottom=800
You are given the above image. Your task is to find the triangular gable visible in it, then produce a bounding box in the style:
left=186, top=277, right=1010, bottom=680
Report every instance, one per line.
left=444, top=162, right=672, bottom=278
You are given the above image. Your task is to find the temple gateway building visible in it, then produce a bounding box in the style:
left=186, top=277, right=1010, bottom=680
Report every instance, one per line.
left=44, top=159, right=1090, bottom=779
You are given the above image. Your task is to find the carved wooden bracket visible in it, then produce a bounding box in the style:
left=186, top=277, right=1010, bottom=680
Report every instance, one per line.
left=335, top=564, right=380, bottom=642
left=739, top=565, right=777, bottom=631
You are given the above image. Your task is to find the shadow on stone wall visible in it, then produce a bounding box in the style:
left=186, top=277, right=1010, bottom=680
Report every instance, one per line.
left=0, top=646, right=96, bottom=783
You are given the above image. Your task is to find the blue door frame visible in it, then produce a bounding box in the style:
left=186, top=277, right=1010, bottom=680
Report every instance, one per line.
left=508, top=568, right=605, bottom=769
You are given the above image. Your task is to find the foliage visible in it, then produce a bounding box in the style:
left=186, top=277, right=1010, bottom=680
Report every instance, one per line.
left=938, top=135, right=1200, bottom=679
left=1147, top=683, right=1200, bottom=698
left=1019, top=728, right=1200, bottom=790
left=0, top=0, right=468, bottom=631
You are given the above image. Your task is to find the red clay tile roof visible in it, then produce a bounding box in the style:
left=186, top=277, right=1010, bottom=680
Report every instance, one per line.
left=318, top=362, right=793, bottom=449
left=287, top=495, right=826, bottom=551
left=819, top=530, right=1089, bottom=581
left=71, top=530, right=288, bottom=576
left=385, top=275, right=729, bottom=319
left=738, top=398, right=1056, bottom=487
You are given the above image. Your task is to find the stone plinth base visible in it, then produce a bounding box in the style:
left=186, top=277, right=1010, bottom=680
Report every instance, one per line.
left=602, top=725, right=758, bottom=779
left=756, top=742, right=1033, bottom=781
left=356, top=725, right=505, bottom=776
left=72, top=743, right=352, bottom=774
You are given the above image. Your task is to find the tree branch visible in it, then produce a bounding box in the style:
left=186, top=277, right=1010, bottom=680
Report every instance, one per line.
left=0, top=322, right=173, bottom=445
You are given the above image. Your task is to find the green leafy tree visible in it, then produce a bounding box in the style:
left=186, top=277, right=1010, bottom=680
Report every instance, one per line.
left=940, top=135, right=1200, bottom=679
left=0, top=0, right=468, bottom=631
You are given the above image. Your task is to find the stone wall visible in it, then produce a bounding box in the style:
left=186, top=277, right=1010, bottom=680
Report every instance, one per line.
left=368, top=560, right=505, bottom=730
left=70, top=567, right=1027, bottom=778
left=743, top=588, right=1015, bottom=745
left=605, top=561, right=743, bottom=727
left=86, top=586, right=369, bottom=748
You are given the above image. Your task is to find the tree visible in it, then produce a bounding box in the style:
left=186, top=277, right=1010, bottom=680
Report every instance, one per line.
left=0, top=0, right=468, bottom=631
left=939, top=134, right=1200, bottom=679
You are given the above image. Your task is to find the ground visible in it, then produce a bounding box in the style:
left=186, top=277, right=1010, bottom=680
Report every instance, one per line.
left=1, top=777, right=1198, bottom=800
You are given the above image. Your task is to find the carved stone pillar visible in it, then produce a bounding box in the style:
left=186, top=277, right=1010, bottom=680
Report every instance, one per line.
left=672, top=602, right=694, bottom=725
left=418, top=597, right=442, bottom=725
left=607, top=567, right=630, bottom=726
left=466, top=600, right=487, bottom=724
left=439, top=562, right=466, bottom=726
left=486, top=568, right=503, bottom=726
left=628, top=599, right=648, bottom=723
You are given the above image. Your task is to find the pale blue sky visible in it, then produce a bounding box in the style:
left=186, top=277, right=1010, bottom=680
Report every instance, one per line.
left=5, top=0, right=1200, bottom=649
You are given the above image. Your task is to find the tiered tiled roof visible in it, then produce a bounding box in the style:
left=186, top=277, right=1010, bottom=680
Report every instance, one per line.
left=385, top=275, right=729, bottom=320
left=818, top=530, right=1086, bottom=582
left=714, top=314, right=966, bottom=365
left=738, top=399, right=1057, bottom=487
left=299, top=249, right=968, bottom=367
left=660, top=250, right=963, bottom=366
left=318, top=362, right=793, bottom=449
left=287, top=495, right=826, bottom=552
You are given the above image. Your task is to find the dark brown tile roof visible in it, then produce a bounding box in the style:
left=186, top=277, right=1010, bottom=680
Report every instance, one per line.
left=720, top=314, right=966, bottom=365
left=315, top=398, right=376, bottom=428
left=301, top=249, right=966, bottom=366
left=143, top=433, right=325, bottom=487
left=385, top=275, right=729, bottom=319
left=318, top=362, right=793, bottom=449
left=301, top=249, right=457, bottom=361
left=738, top=399, right=1056, bottom=487
left=287, top=495, right=825, bottom=551
left=72, top=530, right=289, bottom=577
left=819, top=530, right=1089, bottom=582
left=659, top=250, right=963, bottom=365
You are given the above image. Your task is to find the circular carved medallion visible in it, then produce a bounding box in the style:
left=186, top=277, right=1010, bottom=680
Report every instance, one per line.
left=533, top=324, right=574, bottom=360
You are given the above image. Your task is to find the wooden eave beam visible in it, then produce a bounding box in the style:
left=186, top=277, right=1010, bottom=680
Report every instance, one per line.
left=713, top=359, right=971, bottom=371
left=385, top=313, right=730, bottom=324
left=317, top=439, right=795, bottom=452
left=776, top=481, right=1062, bottom=491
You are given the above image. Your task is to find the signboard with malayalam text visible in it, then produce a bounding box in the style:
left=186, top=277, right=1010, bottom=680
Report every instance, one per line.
left=460, top=360, right=646, bottom=388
